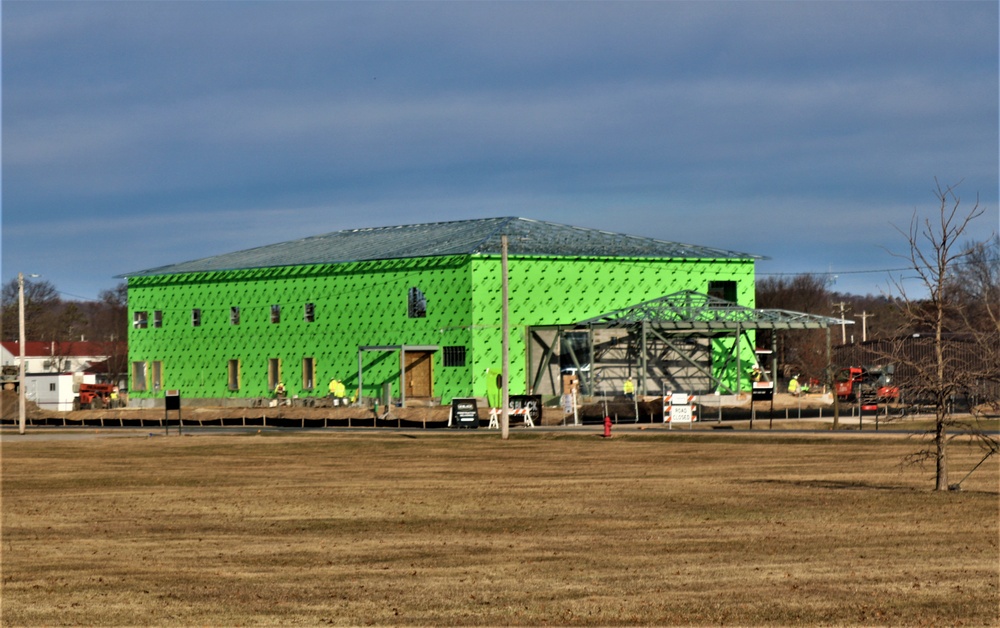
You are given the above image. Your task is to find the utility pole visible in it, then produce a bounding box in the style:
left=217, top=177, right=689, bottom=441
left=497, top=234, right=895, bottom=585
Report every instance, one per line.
left=832, top=301, right=848, bottom=344
left=18, top=273, right=27, bottom=435
left=858, top=311, right=873, bottom=342
left=501, top=235, right=510, bottom=440
left=18, top=273, right=40, bottom=434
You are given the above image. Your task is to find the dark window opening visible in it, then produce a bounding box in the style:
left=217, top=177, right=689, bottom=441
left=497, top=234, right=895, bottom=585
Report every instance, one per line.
left=443, top=346, right=466, bottom=367
left=708, top=281, right=738, bottom=304
left=407, top=287, right=427, bottom=318
left=271, top=305, right=281, bottom=324
left=304, top=302, right=315, bottom=322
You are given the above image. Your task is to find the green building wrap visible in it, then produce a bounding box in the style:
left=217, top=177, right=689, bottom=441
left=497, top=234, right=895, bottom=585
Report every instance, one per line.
left=126, top=253, right=755, bottom=406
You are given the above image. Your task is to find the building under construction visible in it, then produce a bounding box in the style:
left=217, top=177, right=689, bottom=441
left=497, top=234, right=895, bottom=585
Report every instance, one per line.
left=122, top=217, right=839, bottom=407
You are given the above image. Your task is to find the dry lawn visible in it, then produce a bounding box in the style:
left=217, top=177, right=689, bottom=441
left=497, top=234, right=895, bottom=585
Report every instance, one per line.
left=2, top=430, right=998, bottom=626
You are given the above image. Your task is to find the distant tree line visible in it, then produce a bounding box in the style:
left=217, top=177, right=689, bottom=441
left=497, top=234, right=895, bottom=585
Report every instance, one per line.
left=1, top=280, right=128, bottom=345
left=755, top=234, right=999, bottom=386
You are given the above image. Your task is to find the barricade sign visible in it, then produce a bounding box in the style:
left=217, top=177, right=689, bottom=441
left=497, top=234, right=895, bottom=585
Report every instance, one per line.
left=751, top=381, right=774, bottom=401
left=451, top=397, right=480, bottom=429
left=670, top=404, right=694, bottom=423
left=509, top=395, right=542, bottom=426
left=164, top=390, right=182, bottom=435
left=663, top=392, right=697, bottom=426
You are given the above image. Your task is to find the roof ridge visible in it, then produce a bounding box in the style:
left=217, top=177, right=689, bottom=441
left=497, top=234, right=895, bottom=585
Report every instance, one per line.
left=121, top=216, right=762, bottom=278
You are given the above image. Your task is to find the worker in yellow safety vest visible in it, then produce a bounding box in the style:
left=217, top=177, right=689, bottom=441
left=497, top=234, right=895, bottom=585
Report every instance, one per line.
left=788, top=375, right=800, bottom=396
left=623, top=377, right=635, bottom=400
left=329, top=378, right=346, bottom=405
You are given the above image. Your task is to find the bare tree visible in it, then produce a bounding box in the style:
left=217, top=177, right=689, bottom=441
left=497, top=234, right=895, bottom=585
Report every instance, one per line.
left=890, top=180, right=998, bottom=491
left=1, top=278, right=61, bottom=341
left=756, top=274, right=832, bottom=384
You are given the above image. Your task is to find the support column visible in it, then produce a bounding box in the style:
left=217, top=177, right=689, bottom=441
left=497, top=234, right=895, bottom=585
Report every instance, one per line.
left=640, top=321, right=648, bottom=396
left=735, top=324, right=742, bottom=396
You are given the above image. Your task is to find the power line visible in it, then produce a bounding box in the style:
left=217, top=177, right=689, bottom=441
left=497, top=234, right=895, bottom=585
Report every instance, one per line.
left=757, top=267, right=912, bottom=277
left=758, top=256, right=999, bottom=278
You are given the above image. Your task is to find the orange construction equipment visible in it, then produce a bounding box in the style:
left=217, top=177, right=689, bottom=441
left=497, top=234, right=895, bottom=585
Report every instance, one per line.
left=835, top=366, right=899, bottom=403
left=76, top=383, right=116, bottom=409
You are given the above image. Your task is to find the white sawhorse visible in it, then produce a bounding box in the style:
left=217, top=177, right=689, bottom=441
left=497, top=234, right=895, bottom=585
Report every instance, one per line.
left=488, top=408, right=534, bottom=429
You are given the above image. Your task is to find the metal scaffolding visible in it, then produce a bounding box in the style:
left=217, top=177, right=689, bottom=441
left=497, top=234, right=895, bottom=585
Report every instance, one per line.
left=528, top=291, right=851, bottom=397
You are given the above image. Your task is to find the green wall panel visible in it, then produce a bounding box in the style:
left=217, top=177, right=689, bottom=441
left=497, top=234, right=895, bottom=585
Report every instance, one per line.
left=128, top=254, right=756, bottom=404
left=128, top=256, right=475, bottom=402
left=468, top=255, right=755, bottom=399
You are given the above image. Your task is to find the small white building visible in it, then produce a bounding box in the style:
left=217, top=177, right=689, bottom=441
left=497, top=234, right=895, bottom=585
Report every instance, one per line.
left=24, top=372, right=97, bottom=412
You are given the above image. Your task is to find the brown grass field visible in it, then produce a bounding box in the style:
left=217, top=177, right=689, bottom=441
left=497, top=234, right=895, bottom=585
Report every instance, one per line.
left=2, top=429, right=998, bottom=626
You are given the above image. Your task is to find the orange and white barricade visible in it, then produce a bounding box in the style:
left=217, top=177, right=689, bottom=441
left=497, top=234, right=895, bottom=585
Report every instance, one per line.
left=663, top=392, right=697, bottom=427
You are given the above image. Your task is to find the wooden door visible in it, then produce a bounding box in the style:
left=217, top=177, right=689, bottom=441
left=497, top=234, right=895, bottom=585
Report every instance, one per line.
left=403, top=351, right=434, bottom=399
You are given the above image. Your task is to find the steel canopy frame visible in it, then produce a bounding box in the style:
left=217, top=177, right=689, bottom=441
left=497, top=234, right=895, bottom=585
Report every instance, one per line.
left=529, top=291, right=851, bottom=397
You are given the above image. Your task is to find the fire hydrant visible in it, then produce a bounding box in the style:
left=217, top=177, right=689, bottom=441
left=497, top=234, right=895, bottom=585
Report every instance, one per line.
left=603, top=415, right=612, bottom=438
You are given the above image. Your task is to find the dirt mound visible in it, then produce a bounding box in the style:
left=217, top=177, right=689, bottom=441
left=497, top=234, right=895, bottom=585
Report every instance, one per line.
left=1, top=390, right=45, bottom=422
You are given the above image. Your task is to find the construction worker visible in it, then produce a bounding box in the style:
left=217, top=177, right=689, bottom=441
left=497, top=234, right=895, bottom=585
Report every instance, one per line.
left=751, top=364, right=763, bottom=382
left=329, top=378, right=346, bottom=405
left=275, top=382, right=287, bottom=398
left=623, top=377, right=635, bottom=400
left=787, top=375, right=800, bottom=396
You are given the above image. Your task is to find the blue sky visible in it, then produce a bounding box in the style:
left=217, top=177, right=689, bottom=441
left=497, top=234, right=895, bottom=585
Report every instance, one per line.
left=3, top=1, right=997, bottom=302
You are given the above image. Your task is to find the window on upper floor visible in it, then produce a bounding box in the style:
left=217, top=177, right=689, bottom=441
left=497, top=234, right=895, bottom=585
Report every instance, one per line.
left=407, top=287, right=427, bottom=318
left=708, top=281, right=738, bottom=305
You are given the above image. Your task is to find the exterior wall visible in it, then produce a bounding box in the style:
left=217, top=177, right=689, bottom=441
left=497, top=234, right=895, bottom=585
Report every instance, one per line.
left=127, top=254, right=756, bottom=405
left=127, top=256, right=475, bottom=404
left=469, top=255, right=756, bottom=398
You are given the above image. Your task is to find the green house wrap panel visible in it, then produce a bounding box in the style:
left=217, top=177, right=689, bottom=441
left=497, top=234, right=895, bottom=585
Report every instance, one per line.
left=127, top=254, right=755, bottom=403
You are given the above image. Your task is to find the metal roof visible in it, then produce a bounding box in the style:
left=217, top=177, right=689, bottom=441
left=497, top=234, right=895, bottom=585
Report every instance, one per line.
left=577, top=290, right=852, bottom=330
left=121, top=217, right=763, bottom=277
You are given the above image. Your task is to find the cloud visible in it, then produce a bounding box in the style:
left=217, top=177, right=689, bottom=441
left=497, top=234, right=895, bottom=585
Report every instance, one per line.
left=2, top=1, right=996, bottom=300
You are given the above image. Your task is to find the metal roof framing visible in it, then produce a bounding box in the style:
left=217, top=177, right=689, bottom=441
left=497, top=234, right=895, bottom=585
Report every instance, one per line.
left=529, top=291, right=852, bottom=397
left=121, top=218, right=763, bottom=278
left=577, top=290, right=848, bottom=330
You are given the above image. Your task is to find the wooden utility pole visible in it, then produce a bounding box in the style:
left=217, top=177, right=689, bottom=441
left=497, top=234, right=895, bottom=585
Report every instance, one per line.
left=832, top=301, right=848, bottom=344
left=858, top=311, right=873, bottom=342
left=18, top=272, right=27, bottom=435
left=501, top=235, right=510, bottom=440
left=828, top=326, right=839, bottom=429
